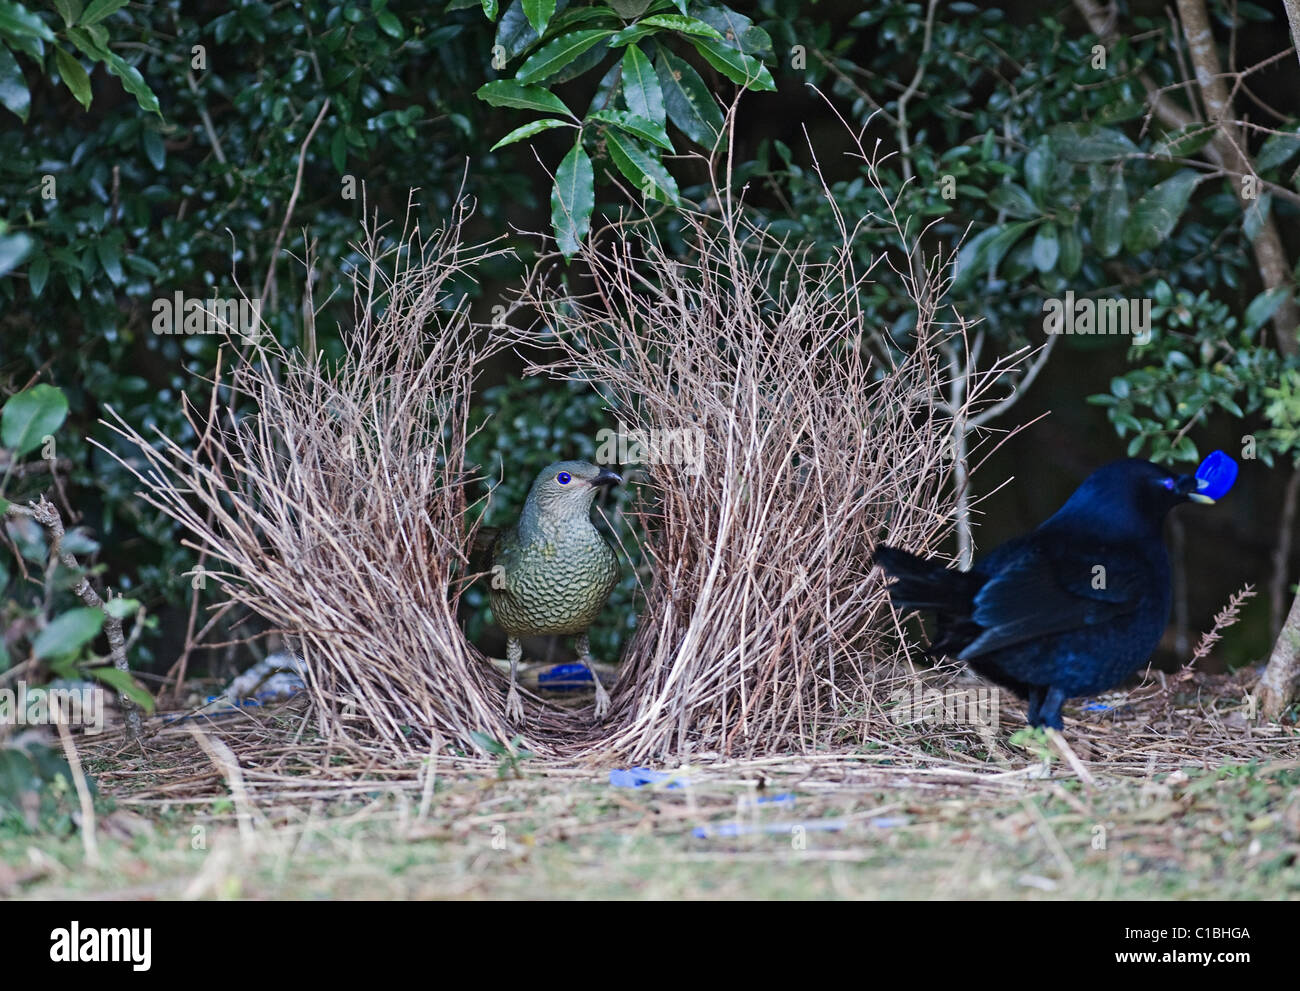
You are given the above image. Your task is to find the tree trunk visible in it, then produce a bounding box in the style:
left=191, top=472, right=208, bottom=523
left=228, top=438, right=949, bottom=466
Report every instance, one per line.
left=1255, top=0, right=1300, bottom=720
left=1259, top=592, right=1300, bottom=721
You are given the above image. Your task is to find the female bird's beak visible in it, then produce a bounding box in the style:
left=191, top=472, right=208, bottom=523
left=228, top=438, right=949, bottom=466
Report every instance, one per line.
left=591, top=467, right=622, bottom=488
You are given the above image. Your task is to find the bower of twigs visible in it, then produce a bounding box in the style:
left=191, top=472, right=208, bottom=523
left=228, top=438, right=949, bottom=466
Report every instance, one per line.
left=103, top=138, right=1038, bottom=764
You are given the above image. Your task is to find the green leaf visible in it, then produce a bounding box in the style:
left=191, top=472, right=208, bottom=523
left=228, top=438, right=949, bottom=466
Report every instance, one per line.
left=1094, top=100, right=1146, bottom=125
left=604, top=129, right=679, bottom=203
left=52, top=0, right=81, bottom=29
left=480, top=0, right=499, bottom=21
left=489, top=116, right=572, bottom=150
left=1058, top=225, right=1082, bottom=277
left=515, top=29, right=613, bottom=86
left=1243, top=193, right=1271, bottom=242
left=376, top=10, right=403, bottom=38
left=590, top=108, right=672, bottom=150
left=330, top=127, right=347, bottom=171
left=950, top=226, right=1000, bottom=294
left=87, top=666, right=155, bottom=714
left=103, top=597, right=140, bottom=619
left=66, top=28, right=159, bottom=114
left=521, top=0, right=555, bottom=36
left=0, top=43, right=29, bottom=122
left=494, top=0, right=542, bottom=61
left=551, top=137, right=594, bottom=257
left=33, top=608, right=104, bottom=660
left=1048, top=123, right=1138, bottom=162
left=54, top=46, right=91, bottom=109
left=80, top=0, right=127, bottom=25
left=141, top=125, right=165, bottom=169
left=693, top=4, right=772, bottom=56
left=1031, top=222, right=1059, bottom=273
left=0, top=232, right=30, bottom=276
left=470, top=730, right=507, bottom=755
left=96, top=237, right=123, bottom=284
left=689, top=35, right=774, bottom=91
left=1255, top=124, right=1300, bottom=172
left=1024, top=141, right=1054, bottom=199
left=1123, top=170, right=1198, bottom=254
left=606, top=23, right=659, bottom=47
left=609, top=14, right=722, bottom=47
left=950, top=220, right=1035, bottom=295
left=1244, top=286, right=1291, bottom=331
left=100, top=49, right=160, bottom=115
left=1155, top=123, right=1214, bottom=159
left=475, top=79, right=572, bottom=117
left=621, top=43, right=663, bottom=125
left=988, top=182, right=1037, bottom=219
left=654, top=49, right=723, bottom=146
left=0, top=1, right=56, bottom=41
left=637, top=14, right=722, bottom=38
left=1092, top=168, right=1128, bottom=258
left=66, top=25, right=108, bottom=58
left=27, top=250, right=48, bottom=296
left=1, top=383, right=67, bottom=456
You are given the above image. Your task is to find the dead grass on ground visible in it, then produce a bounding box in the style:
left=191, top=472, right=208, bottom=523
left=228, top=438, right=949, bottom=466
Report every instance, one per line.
left=4, top=667, right=1291, bottom=899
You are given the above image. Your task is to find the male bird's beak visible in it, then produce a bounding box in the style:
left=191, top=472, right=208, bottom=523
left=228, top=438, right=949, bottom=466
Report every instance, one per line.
left=590, top=467, right=622, bottom=488
left=1180, top=473, right=1215, bottom=504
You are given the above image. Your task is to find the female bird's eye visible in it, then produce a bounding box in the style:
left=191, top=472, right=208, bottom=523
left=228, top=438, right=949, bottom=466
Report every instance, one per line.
left=556, top=471, right=571, bottom=485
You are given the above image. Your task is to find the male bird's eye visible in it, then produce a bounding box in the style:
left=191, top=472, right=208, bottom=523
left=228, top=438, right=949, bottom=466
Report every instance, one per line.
left=556, top=471, right=571, bottom=485
left=1161, top=477, right=1176, bottom=491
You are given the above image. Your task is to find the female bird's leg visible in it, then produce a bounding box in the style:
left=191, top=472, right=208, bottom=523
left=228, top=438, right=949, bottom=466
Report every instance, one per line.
left=575, top=633, right=611, bottom=719
left=505, top=637, right=524, bottom=722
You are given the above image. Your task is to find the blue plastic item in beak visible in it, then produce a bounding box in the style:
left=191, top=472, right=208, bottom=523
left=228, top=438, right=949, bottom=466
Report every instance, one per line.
left=1194, top=450, right=1238, bottom=501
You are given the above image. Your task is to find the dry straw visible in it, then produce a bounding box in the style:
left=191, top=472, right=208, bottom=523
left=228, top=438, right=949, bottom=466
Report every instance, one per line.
left=101, top=135, right=1029, bottom=763
left=503, top=127, right=1029, bottom=761
left=102, top=198, right=520, bottom=759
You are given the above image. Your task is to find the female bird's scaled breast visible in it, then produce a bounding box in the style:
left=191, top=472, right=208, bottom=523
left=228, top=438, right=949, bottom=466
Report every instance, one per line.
left=490, top=531, right=619, bottom=637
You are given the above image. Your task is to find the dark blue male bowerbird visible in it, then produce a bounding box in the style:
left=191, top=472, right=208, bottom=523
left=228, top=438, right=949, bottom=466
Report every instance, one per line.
left=874, top=455, right=1236, bottom=731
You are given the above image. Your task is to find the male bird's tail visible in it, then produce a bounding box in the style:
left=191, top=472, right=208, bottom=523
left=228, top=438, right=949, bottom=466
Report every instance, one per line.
left=871, top=544, right=985, bottom=657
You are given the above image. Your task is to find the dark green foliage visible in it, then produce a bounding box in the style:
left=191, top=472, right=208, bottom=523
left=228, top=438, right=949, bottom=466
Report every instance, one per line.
left=0, top=741, right=93, bottom=833
left=3, top=0, right=1296, bottom=693
left=474, top=1, right=777, bottom=253
left=0, top=1, right=523, bottom=674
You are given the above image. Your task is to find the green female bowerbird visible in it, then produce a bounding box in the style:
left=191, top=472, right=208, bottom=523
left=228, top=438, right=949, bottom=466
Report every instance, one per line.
left=489, top=460, right=622, bottom=721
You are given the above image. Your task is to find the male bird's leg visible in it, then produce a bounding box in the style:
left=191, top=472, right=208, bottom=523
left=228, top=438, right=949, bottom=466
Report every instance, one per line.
left=505, top=637, right=524, bottom=722
left=575, top=632, right=611, bottom=720
left=1025, top=688, right=1043, bottom=728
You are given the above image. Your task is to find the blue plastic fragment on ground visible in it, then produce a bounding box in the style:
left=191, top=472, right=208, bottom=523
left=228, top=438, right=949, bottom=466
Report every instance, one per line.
left=160, top=690, right=294, bottom=724
left=539, top=663, right=594, bottom=690
left=869, top=816, right=908, bottom=828
left=1195, top=450, right=1238, bottom=500
left=757, top=792, right=797, bottom=805
left=1083, top=702, right=1114, bottom=711
left=609, top=767, right=686, bottom=788
left=693, top=819, right=846, bottom=839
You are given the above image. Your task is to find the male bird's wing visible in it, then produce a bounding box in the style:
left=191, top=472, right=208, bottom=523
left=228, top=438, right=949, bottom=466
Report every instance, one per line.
left=958, top=538, right=1148, bottom=661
